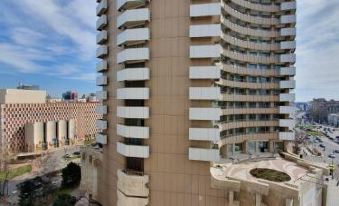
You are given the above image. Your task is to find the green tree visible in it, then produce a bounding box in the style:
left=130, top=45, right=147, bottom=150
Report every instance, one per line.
left=61, top=162, right=81, bottom=188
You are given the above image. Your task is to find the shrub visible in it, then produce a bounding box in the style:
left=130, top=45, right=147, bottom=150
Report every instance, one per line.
left=61, top=162, right=81, bottom=188
left=53, top=193, right=76, bottom=206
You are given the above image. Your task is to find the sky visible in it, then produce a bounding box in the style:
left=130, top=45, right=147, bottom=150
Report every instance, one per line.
left=0, top=0, right=338, bottom=101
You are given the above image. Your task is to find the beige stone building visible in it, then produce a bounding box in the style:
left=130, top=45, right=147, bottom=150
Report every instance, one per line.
left=0, top=89, right=100, bottom=154
left=95, top=0, right=297, bottom=205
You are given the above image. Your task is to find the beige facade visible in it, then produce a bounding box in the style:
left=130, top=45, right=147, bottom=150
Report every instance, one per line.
left=0, top=89, right=46, bottom=104
left=95, top=0, right=296, bottom=205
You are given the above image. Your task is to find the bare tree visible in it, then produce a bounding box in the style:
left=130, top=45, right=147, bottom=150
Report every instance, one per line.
left=293, top=129, right=307, bottom=154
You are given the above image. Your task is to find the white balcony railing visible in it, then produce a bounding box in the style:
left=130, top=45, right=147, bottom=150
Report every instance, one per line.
left=117, top=48, right=149, bottom=64
left=96, top=60, right=107, bottom=72
left=117, top=169, right=149, bottom=197
left=96, top=75, right=107, bottom=86
left=279, top=119, right=295, bottom=130
left=117, top=106, right=149, bottom=119
left=96, top=105, right=108, bottom=114
left=117, top=8, right=150, bottom=28
left=281, top=1, right=296, bottom=11
left=189, top=66, right=221, bottom=79
left=279, top=106, right=296, bottom=115
left=189, top=87, right=221, bottom=100
left=96, top=0, right=107, bottom=16
left=280, top=28, right=296, bottom=36
left=117, top=88, right=149, bottom=100
left=96, top=91, right=107, bottom=100
left=189, top=148, right=220, bottom=162
left=190, top=3, right=221, bottom=17
left=189, top=108, right=221, bottom=121
left=96, top=134, right=107, bottom=145
left=117, top=68, right=150, bottom=81
left=117, top=0, right=149, bottom=11
left=189, top=128, right=220, bottom=142
left=280, top=54, right=296, bottom=63
left=96, top=46, right=108, bottom=58
left=280, top=41, right=296, bottom=50
left=117, top=124, right=149, bottom=139
left=279, top=67, right=296, bottom=76
left=117, top=28, right=150, bottom=46
left=279, top=132, right=295, bottom=141
left=280, top=80, right=296, bottom=89
left=96, top=15, right=107, bottom=30
left=97, top=30, right=108, bottom=44
left=117, top=142, right=149, bottom=158
left=96, top=120, right=108, bottom=130
left=189, top=24, right=220, bottom=38
left=190, top=45, right=221, bottom=58
left=279, top=93, right=295, bottom=102
left=281, top=15, right=296, bottom=24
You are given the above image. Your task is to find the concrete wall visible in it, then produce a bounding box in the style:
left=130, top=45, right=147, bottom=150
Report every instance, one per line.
left=68, top=119, right=75, bottom=140
left=25, top=122, right=44, bottom=151
left=58, top=120, right=67, bottom=142
left=45, top=121, right=56, bottom=147
left=0, top=89, right=46, bottom=104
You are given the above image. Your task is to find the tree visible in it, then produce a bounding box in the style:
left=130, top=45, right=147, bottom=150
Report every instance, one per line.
left=53, top=194, right=76, bottom=206
left=293, top=129, right=306, bottom=154
left=61, top=162, right=81, bottom=188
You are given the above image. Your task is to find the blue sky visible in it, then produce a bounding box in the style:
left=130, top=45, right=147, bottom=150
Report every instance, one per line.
left=0, top=0, right=338, bottom=101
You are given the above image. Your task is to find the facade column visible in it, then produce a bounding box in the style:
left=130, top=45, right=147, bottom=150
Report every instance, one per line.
left=269, top=140, right=275, bottom=153
left=229, top=191, right=234, bottom=206
left=255, top=193, right=262, bottom=206
left=220, top=145, right=228, bottom=158
left=243, top=141, right=248, bottom=154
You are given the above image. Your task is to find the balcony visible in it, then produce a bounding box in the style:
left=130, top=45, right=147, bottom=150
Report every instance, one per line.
left=279, top=93, right=295, bottom=102
left=189, top=128, right=220, bottom=142
left=279, top=67, right=296, bottom=76
left=190, top=3, right=221, bottom=17
left=96, top=0, right=107, bottom=16
left=221, top=94, right=279, bottom=102
left=279, top=106, right=296, bottom=115
left=280, top=41, right=296, bottom=50
left=117, top=48, right=149, bottom=64
left=117, top=169, right=149, bottom=197
left=279, top=132, right=295, bottom=141
left=117, top=68, right=150, bottom=81
left=96, top=105, right=107, bottom=114
left=189, top=24, right=220, bottom=38
left=189, top=66, right=221, bottom=79
left=117, top=28, right=150, bottom=46
left=117, top=124, right=149, bottom=139
left=280, top=54, right=296, bottom=63
left=117, top=106, right=149, bottom=119
left=189, top=108, right=221, bottom=121
left=96, top=60, right=107, bottom=72
left=229, top=0, right=279, bottom=12
left=96, top=15, right=107, bottom=31
left=281, top=1, right=296, bottom=11
left=96, top=75, right=107, bottom=86
left=117, top=191, right=148, bottom=206
left=96, top=91, right=107, bottom=100
left=279, top=119, right=295, bottom=130
left=222, top=33, right=279, bottom=51
left=280, top=28, right=296, bottom=36
left=222, top=49, right=278, bottom=64
left=189, top=87, right=221, bottom=100
left=189, top=148, right=220, bottom=162
left=96, top=133, right=107, bottom=145
left=96, top=120, right=107, bottom=130
left=280, top=80, right=296, bottom=89
left=96, top=46, right=108, bottom=58
left=281, top=15, right=296, bottom=24
left=117, top=88, right=149, bottom=100
left=97, top=30, right=108, bottom=44
left=190, top=45, right=220, bottom=59
left=117, top=8, right=150, bottom=29
left=117, top=0, right=149, bottom=11
left=117, top=142, right=149, bottom=158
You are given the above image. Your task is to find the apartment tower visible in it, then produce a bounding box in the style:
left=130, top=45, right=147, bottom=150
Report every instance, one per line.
left=95, top=0, right=296, bottom=205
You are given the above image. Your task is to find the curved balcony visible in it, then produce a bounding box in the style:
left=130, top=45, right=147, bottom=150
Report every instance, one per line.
left=280, top=80, right=296, bottom=89
left=280, top=28, right=296, bottom=37
left=281, top=2, right=297, bottom=11
left=221, top=17, right=279, bottom=38
left=96, top=46, right=108, bottom=58
left=117, top=88, right=149, bottom=100
left=218, top=79, right=279, bottom=89
left=281, top=15, right=296, bottom=24
left=96, top=0, right=107, bottom=16
left=221, top=33, right=279, bottom=51
left=189, top=108, right=221, bottom=121
left=96, top=91, right=107, bottom=100
left=96, top=105, right=107, bottom=114
left=96, top=133, right=107, bottom=145
left=222, top=2, right=279, bottom=25
left=219, top=120, right=279, bottom=131
left=222, top=107, right=278, bottom=115
left=189, top=87, right=221, bottom=100
left=189, top=24, right=220, bottom=38
left=117, top=48, right=149, bottom=64
left=190, top=3, right=221, bottom=17
left=279, top=67, right=296, bottom=76
left=189, top=66, right=221, bottom=79
left=117, top=169, right=149, bottom=197
left=96, top=75, right=107, bottom=86
left=189, top=128, right=220, bottom=142
left=117, top=8, right=150, bottom=29
left=117, top=68, right=150, bottom=81
left=221, top=94, right=279, bottom=102
left=280, top=54, right=296, bottom=63
left=117, top=28, right=150, bottom=46
left=117, top=106, right=149, bottom=119
left=280, top=41, right=296, bottom=50
left=96, top=120, right=108, bottom=130
left=117, top=124, right=149, bottom=139
left=222, top=64, right=277, bottom=76
left=96, top=60, right=107, bottom=72
left=222, top=49, right=279, bottom=64
left=229, top=0, right=280, bottom=12
left=117, top=142, right=149, bottom=158
left=96, top=15, right=107, bottom=31
left=117, top=0, right=149, bottom=11
left=189, top=148, right=220, bottom=162
left=219, top=132, right=278, bottom=146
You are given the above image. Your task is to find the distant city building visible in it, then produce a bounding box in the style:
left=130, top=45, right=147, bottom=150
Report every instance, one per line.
left=62, top=90, right=78, bottom=101
left=328, top=113, right=339, bottom=127
left=0, top=89, right=101, bottom=155
left=295, top=102, right=309, bottom=112
left=308, top=98, right=339, bottom=123
left=16, top=83, right=40, bottom=90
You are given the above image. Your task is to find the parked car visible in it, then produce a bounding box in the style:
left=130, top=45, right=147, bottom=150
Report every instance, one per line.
left=319, top=144, right=326, bottom=148
left=328, top=153, right=336, bottom=159
left=334, top=150, right=339, bottom=154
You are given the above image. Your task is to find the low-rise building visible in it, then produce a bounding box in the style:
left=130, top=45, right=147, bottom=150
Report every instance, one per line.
left=0, top=89, right=101, bottom=155
left=328, top=113, right=339, bottom=127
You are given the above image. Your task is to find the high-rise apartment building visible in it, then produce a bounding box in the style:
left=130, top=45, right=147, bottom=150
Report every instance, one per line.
left=95, top=0, right=296, bottom=205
